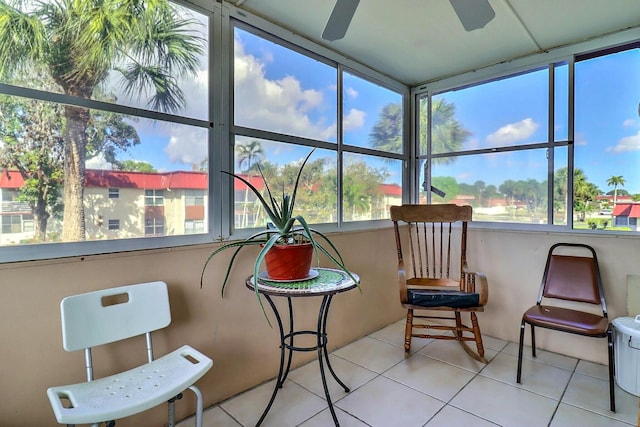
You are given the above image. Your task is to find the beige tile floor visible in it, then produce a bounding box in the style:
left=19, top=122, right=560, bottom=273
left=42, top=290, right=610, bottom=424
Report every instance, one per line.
left=179, top=320, right=639, bottom=427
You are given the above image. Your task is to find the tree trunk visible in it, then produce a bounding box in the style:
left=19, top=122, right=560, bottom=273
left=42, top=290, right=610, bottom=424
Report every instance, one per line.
left=33, top=197, right=50, bottom=242
left=62, top=105, right=89, bottom=241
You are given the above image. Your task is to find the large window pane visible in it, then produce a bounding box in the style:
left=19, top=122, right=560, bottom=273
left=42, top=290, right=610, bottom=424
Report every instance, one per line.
left=552, top=146, right=569, bottom=226
left=0, top=0, right=210, bottom=252
left=234, top=27, right=337, bottom=142
left=0, top=95, right=209, bottom=244
left=554, top=63, right=569, bottom=142
left=575, top=47, right=640, bottom=232
left=429, top=149, right=550, bottom=224
left=427, top=69, right=549, bottom=155
left=0, top=0, right=208, bottom=120
left=233, top=137, right=337, bottom=229
left=342, top=153, right=402, bottom=222
left=343, top=72, right=403, bottom=153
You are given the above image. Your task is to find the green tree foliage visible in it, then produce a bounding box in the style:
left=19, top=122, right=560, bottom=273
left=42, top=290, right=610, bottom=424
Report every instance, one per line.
left=421, top=99, right=471, bottom=160
left=432, top=167, right=600, bottom=223
left=368, top=99, right=470, bottom=200
left=342, top=158, right=388, bottom=221
left=369, top=98, right=469, bottom=162
left=606, top=189, right=629, bottom=196
left=117, top=160, right=156, bottom=172
left=0, top=69, right=144, bottom=241
left=431, top=176, right=459, bottom=202
left=86, top=107, right=140, bottom=168
left=237, top=155, right=389, bottom=226
left=0, top=0, right=204, bottom=241
left=368, top=103, right=402, bottom=153
left=573, top=168, right=602, bottom=221
left=0, top=91, right=64, bottom=241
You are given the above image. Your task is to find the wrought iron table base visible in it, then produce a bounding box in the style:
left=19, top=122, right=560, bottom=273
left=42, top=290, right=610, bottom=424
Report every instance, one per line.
left=256, top=294, right=349, bottom=427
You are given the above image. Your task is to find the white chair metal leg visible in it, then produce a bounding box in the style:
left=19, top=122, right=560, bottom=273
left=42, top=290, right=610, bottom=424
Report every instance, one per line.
left=189, top=385, right=204, bottom=427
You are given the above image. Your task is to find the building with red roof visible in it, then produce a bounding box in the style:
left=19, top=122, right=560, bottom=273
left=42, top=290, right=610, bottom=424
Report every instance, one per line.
left=612, top=202, right=640, bottom=231
left=1, top=169, right=402, bottom=242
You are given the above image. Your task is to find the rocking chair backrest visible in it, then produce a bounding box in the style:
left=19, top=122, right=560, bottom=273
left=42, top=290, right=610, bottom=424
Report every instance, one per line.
left=391, top=204, right=471, bottom=287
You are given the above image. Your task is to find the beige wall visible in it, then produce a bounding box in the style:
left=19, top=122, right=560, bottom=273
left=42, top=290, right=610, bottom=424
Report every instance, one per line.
left=0, top=227, right=636, bottom=426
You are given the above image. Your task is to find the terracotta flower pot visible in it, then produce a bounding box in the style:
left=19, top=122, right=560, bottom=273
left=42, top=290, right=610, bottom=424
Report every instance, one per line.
left=264, top=242, right=313, bottom=280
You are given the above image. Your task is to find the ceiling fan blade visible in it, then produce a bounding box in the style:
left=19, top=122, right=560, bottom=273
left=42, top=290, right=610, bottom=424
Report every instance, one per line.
left=322, top=0, right=360, bottom=41
left=449, top=0, right=495, bottom=31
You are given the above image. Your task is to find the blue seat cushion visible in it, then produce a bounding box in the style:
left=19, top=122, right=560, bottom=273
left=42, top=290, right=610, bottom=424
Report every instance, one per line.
left=408, top=289, right=480, bottom=308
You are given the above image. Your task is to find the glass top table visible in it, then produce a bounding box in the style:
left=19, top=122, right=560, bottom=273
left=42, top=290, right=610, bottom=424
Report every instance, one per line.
left=245, top=267, right=360, bottom=426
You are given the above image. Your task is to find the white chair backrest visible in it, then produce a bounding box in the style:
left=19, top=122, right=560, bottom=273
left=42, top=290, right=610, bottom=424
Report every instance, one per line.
left=60, top=281, right=171, bottom=352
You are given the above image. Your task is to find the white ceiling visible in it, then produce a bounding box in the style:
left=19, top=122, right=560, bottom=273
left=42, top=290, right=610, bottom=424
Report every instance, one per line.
left=232, top=0, right=640, bottom=86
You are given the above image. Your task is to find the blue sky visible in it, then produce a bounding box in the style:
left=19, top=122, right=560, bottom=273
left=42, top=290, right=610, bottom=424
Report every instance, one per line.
left=106, top=23, right=639, bottom=196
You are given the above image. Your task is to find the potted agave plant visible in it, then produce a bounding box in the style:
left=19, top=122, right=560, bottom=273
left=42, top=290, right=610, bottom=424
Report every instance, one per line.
left=200, top=148, right=357, bottom=307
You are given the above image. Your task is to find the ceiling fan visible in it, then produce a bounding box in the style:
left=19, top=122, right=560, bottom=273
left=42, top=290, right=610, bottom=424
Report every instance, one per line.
left=322, top=0, right=496, bottom=41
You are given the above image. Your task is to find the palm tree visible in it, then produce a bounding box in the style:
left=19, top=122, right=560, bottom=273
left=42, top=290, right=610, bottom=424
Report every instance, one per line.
left=0, top=0, right=204, bottom=241
left=606, top=175, right=626, bottom=210
left=574, top=169, right=601, bottom=221
left=369, top=98, right=469, bottom=158
left=369, top=98, right=469, bottom=198
left=423, top=98, right=471, bottom=159
left=368, top=103, right=403, bottom=153
left=236, top=141, right=264, bottom=228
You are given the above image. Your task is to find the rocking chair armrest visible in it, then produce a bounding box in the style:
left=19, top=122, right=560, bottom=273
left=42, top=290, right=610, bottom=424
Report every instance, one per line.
left=398, top=259, right=409, bottom=304
left=463, top=267, right=489, bottom=306
left=475, top=271, right=489, bottom=306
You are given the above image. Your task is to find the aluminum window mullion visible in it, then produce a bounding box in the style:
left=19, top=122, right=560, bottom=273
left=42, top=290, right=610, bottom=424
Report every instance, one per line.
left=212, top=3, right=227, bottom=241
left=547, top=63, right=555, bottom=224
left=337, top=66, right=345, bottom=227
left=567, top=56, right=576, bottom=230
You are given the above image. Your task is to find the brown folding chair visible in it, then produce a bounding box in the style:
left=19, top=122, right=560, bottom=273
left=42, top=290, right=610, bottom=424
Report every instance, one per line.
left=390, top=204, right=489, bottom=363
left=516, top=242, right=615, bottom=412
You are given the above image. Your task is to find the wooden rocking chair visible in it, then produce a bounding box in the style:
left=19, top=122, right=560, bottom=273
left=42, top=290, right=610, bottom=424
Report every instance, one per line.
left=390, top=204, right=489, bottom=363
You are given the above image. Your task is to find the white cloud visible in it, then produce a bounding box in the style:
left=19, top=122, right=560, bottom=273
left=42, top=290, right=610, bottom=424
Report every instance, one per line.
left=86, top=153, right=114, bottom=170
left=165, top=127, right=208, bottom=166
left=574, top=132, right=588, bottom=146
left=606, top=131, right=640, bottom=153
left=345, top=87, right=358, bottom=99
left=486, top=118, right=538, bottom=145
left=101, top=29, right=349, bottom=168
left=232, top=37, right=341, bottom=141
left=343, top=108, right=366, bottom=131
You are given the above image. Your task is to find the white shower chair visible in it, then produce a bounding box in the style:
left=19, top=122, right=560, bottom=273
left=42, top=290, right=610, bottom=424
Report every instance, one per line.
left=47, top=281, right=213, bottom=427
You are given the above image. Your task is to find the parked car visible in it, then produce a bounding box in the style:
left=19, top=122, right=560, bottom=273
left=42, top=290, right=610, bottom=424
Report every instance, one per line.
left=600, top=209, right=612, bottom=215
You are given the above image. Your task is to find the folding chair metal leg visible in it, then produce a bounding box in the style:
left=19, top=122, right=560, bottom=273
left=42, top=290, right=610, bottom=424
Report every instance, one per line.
left=530, top=324, right=536, bottom=358
left=517, top=319, right=525, bottom=383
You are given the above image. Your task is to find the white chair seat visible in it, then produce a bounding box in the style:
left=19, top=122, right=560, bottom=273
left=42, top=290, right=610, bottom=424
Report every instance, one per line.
left=48, top=345, right=212, bottom=424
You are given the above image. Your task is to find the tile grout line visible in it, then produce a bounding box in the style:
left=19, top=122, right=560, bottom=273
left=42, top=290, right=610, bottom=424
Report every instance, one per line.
left=545, top=358, right=579, bottom=427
